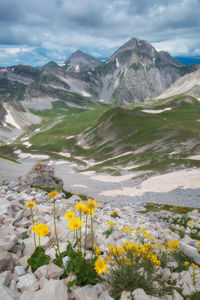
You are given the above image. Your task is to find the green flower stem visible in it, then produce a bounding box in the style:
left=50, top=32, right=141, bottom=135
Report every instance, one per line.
left=72, top=230, right=75, bottom=244
left=30, top=207, right=36, bottom=248
left=39, top=237, right=41, bottom=248
left=48, top=235, right=58, bottom=254
left=79, top=212, right=82, bottom=252
left=53, top=198, right=60, bottom=256
left=84, top=214, right=88, bottom=257
left=90, top=211, right=94, bottom=258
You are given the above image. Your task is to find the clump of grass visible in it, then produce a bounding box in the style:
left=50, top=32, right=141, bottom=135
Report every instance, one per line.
left=139, top=202, right=200, bottom=214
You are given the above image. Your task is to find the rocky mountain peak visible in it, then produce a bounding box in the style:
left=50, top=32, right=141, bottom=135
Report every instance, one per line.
left=109, top=37, right=157, bottom=66
left=64, top=49, right=102, bottom=72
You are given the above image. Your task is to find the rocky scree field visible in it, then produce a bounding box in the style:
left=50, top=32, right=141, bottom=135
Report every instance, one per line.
left=0, top=164, right=200, bottom=300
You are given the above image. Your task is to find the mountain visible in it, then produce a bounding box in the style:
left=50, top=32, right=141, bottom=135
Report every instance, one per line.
left=43, top=50, right=102, bottom=73
left=64, top=50, right=102, bottom=73
left=0, top=37, right=199, bottom=117
left=89, top=38, right=199, bottom=104
left=158, top=69, right=200, bottom=99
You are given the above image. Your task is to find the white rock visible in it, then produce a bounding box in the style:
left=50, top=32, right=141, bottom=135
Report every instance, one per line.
left=0, top=281, right=15, bottom=300
left=15, top=266, right=25, bottom=276
left=132, top=288, right=161, bottom=300
left=120, top=290, right=131, bottom=299
left=35, top=263, right=64, bottom=280
left=180, top=242, right=200, bottom=265
left=23, top=236, right=50, bottom=256
left=182, top=283, right=196, bottom=296
left=73, top=284, right=114, bottom=300
left=0, top=197, right=11, bottom=214
left=0, top=271, right=12, bottom=286
left=161, top=268, right=171, bottom=281
left=20, top=279, right=68, bottom=300
left=16, top=273, right=39, bottom=292
left=172, top=290, right=184, bottom=300
left=0, top=250, right=12, bottom=272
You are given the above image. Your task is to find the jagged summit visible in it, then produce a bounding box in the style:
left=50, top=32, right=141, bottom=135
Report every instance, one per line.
left=64, top=49, right=102, bottom=73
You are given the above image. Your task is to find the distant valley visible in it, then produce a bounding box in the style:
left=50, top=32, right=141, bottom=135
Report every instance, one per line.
left=0, top=37, right=200, bottom=183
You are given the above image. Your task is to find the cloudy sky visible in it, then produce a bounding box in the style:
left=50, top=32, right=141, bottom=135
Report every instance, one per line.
left=0, top=0, right=200, bottom=66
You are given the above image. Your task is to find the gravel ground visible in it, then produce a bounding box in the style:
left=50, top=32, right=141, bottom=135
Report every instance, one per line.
left=0, top=157, right=200, bottom=208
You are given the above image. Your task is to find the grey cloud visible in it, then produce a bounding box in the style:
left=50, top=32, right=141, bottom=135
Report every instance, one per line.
left=0, top=0, right=199, bottom=66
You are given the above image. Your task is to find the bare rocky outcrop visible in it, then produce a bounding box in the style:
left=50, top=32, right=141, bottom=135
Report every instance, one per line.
left=19, top=163, right=63, bottom=188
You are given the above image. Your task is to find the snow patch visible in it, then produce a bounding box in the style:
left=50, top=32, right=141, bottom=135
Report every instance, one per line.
left=4, top=107, right=21, bottom=129
left=116, top=58, right=120, bottom=68
left=91, top=173, right=135, bottom=183
left=100, top=169, right=200, bottom=197
left=34, top=128, right=41, bottom=132
left=58, top=152, right=71, bottom=158
left=23, top=141, right=32, bottom=148
left=18, top=153, right=49, bottom=159
left=81, top=91, right=92, bottom=97
left=66, top=135, right=75, bottom=140
left=141, top=108, right=172, bottom=114
left=21, top=137, right=29, bottom=141
left=188, top=155, right=200, bottom=160
left=72, top=184, right=88, bottom=188
left=75, top=65, right=80, bottom=72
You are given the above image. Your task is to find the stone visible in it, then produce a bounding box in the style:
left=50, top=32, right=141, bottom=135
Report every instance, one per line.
left=16, top=273, right=39, bottom=292
left=13, top=211, right=24, bottom=225
left=15, top=266, right=26, bottom=276
left=132, top=288, right=161, bottom=300
left=180, top=242, right=200, bottom=265
left=19, top=255, right=29, bottom=271
left=182, top=283, right=195, bottom=296
left=23, top=236, right=50, bottom=256
left=0, top=235, right=17, bottom=251
left=166, top=262, right=178, bottom=269
left=72, top=284, right=114, bottom=300
left=85, top=232, right=97, bottom=250
left=0, top=250, right=12, bottom=272
left=35, top=263, right=64, bottom=280
left=0, top=197, right=11, bottom=214
left=0, top=281, right=15, bottom=300
left=161, top=268, right=171, bottom=281
left=120, top=291, right=131, bottom=300
left=172, top=290, right=184, bottom=300
left=0, top=271, right=12, bottom=286
left=20, top=279, right=68, bottom=300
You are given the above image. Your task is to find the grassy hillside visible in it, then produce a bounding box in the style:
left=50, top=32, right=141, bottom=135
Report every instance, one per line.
left=1, top=94, right=200, bottom=178
left=71, top=94, right=200, bottom=175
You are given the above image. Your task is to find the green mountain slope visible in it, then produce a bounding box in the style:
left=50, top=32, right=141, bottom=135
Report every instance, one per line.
left=72, top=94, right=200, bottom=175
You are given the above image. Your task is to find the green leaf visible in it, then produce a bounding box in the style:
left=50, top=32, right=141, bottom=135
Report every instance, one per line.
left=27, top=247, right=50, bottom=272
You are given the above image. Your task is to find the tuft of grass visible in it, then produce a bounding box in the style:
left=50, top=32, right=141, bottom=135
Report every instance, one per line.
left=139, top=203, right=200, bottom=214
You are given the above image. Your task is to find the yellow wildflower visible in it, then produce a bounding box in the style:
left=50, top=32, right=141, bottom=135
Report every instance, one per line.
left=94, top=258, right=108, bottom=274
left=141, top=226, right=146, bottom=231
left=111, top=211, right=119, bottom=215
left=197, top=241, right=200, bottom=248
left=82, top=204, right=90, bottom=215
left=26, top=200, right=36, bottom=209
left=68, top=217, right=83, bottom=231
left=191, top=263, right=198, bottom=269
left=184, top=261, right=190, bottom=267
left=48, top=190, right=59, bottom=199
left=75, top=201, right=86, bottom=212
left=64, top=210, right=75, bottom=220
left=107, top=221, right=116, bottom=228
left=87, top=198, right=98, bottom=209
left=144, top=231, right=150, bottom=238
left=32, top=223, right=49, bottom=238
